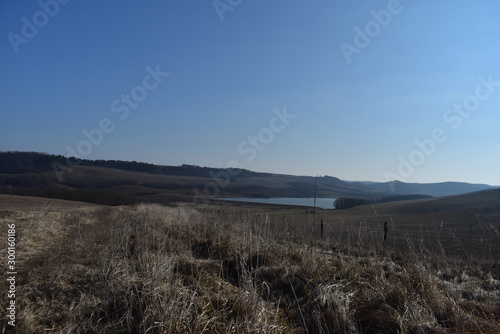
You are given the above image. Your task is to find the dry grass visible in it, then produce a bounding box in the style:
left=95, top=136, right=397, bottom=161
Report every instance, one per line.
left=1, top=203, right=499, bottom=333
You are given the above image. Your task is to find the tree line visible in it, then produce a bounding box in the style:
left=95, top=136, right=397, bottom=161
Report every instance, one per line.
left=334, top=194, right=432, bottom=209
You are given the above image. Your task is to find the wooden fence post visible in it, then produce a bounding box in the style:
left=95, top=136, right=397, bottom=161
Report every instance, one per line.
left=383, top=221, right=388, bottom=248
left=320, top=219, right=324, bottom=239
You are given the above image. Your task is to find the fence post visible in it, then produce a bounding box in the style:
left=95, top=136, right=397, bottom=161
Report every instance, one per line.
left=383, top=221, right=388, bottom=248
left=320, top=219, right=324, bottom=239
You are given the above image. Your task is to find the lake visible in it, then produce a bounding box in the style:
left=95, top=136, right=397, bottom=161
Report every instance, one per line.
left=218, top=197, right=336, bottom=209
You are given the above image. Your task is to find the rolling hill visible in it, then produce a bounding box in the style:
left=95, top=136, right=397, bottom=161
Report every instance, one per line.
left=0, top=151, right=496, bottom=206
left=347, top=187, right=500, bottom=216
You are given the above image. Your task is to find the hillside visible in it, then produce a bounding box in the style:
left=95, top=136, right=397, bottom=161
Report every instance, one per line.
left=346, top=188, right=500, bottom=216
left=328, top=188, right=500, bottom=252
left=0, top=151, right=496, bottom=206
left=0, top=194, right=103, bottom=212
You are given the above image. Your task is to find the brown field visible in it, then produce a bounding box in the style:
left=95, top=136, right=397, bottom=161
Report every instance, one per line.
left=1, top=194, right=499, bottom=333
left=0, top=194, right=103, bottom=212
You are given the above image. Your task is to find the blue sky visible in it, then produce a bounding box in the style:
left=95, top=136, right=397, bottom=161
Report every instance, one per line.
left=1, top=0, right=500, bottom=185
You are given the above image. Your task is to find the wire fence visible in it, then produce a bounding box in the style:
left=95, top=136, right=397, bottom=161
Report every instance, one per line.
left=201, top=206, right=500, bottom=260
left=260, top=211, right=500, bottom=260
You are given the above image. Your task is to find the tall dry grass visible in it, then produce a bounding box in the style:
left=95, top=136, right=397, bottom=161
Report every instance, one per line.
left=1, top=204, right=499, bottom=333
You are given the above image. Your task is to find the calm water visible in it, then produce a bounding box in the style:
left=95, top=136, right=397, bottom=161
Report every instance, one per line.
left=218, top=197, right=336, bottom=209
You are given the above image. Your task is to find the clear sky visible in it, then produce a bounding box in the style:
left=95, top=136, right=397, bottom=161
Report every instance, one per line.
left=1, top=0, right=499, bottom=185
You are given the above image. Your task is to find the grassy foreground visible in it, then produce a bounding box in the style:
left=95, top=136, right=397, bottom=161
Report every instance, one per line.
left=1, top=203, right=499, bottom=333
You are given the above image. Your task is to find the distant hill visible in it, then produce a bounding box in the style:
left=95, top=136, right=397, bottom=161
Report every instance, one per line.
left=350, top=187, right=500, bottom=215
left=347, top=180, right=496, bottom=198
left=0, top=151, right=496, bottom=206
left=338, top=187, right=500, bottom=231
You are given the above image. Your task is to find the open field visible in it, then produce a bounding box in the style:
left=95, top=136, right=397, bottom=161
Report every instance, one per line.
left=213, top=188, right=500, bottom=259
left=1, top=194, right=499, bottom=333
